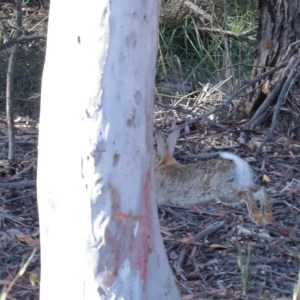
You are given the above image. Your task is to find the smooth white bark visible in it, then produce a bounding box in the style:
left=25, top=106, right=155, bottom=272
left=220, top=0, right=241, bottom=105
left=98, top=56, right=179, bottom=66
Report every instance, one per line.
left=38, top=1, right=180, bottom=299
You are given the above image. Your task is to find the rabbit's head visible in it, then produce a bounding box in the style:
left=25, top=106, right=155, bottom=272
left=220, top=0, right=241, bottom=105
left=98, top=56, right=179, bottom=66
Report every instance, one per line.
left=154, top=128, right=181, bottom=168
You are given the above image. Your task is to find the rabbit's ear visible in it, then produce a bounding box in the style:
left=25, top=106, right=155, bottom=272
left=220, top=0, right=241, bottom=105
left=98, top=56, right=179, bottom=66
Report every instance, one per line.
left=166, top=128, right=180, bottom=154
left=155, top=130, right=167, bottom=158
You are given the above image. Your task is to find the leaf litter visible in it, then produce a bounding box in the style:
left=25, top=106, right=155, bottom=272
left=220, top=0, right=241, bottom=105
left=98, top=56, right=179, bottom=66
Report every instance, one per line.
left=0, top=92, right=299, bottom=299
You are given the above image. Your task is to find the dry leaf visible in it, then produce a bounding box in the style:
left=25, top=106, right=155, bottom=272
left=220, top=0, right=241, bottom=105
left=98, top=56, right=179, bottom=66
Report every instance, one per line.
left=210, top=243, right=227, bottom=250
left=263, top=174, right=271, bottom=182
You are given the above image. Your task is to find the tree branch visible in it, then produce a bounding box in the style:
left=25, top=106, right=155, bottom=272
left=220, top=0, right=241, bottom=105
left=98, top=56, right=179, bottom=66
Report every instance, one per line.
left=177, top=61, right=288, bottom=129
left=0, top=179, right=36, bottom=189
left=249, top=58, right=295, bottom=128
left=0, top=32, right=46, bottom=52
left=173, top=221, right=225, bottom=275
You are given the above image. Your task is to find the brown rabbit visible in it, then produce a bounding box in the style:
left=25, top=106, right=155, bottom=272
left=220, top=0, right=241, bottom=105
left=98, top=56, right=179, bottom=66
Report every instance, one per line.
left=154, top=129, right=272, bottom=225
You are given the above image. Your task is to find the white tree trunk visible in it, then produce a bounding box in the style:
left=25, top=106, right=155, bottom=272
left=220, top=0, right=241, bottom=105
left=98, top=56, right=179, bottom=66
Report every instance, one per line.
left=37, top=1, right=180, bottom=299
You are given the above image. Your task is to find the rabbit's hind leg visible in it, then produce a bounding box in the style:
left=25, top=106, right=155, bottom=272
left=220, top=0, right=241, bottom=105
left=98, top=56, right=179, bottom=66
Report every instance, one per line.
left=244, top=191, right=264, bottom=225
left=254, top=188, right=273, bottom=224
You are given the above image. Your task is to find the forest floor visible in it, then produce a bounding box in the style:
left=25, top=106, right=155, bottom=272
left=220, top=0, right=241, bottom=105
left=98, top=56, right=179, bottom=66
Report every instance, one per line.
left=1, top=1, right=299, bottom=298
left=0, top=107, right=299, bottom=300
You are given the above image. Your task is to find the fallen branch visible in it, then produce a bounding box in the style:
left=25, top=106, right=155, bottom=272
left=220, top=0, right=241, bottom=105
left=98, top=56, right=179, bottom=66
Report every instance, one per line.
left=183, top=61, right=288, bottom=129
left=250, top=57, right=297, bottom=128
left=183, top=1, right=213, bottom=22
left=0, top=180, right=36, bottom=189
left=173, top=220, right=225, bottom=275
left=216, top=61, right=289, bottom=111
left=196, top=26, right=256, bottom=40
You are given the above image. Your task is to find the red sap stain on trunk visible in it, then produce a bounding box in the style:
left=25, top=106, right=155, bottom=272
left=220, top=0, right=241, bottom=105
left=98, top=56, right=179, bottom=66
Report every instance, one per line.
left=133, top=166, right=154, bottom=290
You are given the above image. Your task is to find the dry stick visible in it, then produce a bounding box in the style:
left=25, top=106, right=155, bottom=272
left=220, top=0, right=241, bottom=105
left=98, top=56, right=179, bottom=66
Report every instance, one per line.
left=250, top=78, right=285, bottom=128
left=282, top=39, right=300, bottom=62
left=215, top=62, right=288, bottom=111
left=6, top=46, right=17, bottom=160
left=196, top=26, right=257, bottom=40
left=156, top=62, right=288, bottom=133
left=155, top=101, right=227, bottom=129
left=180, top=152, right=219, bottom=160
left=222, top=0, right=235, bottom=92
left=183, top=0, right=213, bottom=22
left=0, top=248, right=37, bottom=300
left=183, top=62, right=288, bottom=129
left=173, top=220, right=225, bottom=275
left=250, top=109, right=272, bottom=130
left=6, top=0, right=23, bottom=160
left=255, top=57, right=300, bottom=156
left=250, top=56, right=297, bottom=128
left=10, top=161, right=35, bottom=179
left=0, top=20, right=10, bottom=42
left=222, top=32, right=235, bottom=92
left=0, top=179, right=35, bottom=189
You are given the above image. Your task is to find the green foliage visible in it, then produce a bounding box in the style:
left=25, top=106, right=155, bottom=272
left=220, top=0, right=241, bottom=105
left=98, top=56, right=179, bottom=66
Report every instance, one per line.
left=157, top=0, right=258, bottom=89
left=0, top=43, right=45, bottom=116
left=237, top=245, right=252, bottom=298
left=0, top=0, right=46, bottom=117
left=14, top=45, right=45, bottom=97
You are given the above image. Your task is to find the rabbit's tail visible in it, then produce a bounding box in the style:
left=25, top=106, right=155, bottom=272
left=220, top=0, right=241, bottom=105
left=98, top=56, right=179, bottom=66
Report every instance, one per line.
left=219, top=152, right=254, bottom=189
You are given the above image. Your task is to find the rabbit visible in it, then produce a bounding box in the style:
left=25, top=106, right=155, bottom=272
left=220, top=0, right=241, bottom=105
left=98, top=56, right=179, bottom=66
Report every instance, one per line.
left=154, top=128, right=272, bottom=225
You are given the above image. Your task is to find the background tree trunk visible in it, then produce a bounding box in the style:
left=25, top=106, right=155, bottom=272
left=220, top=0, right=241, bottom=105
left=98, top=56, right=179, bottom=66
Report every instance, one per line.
left=6, top=0, right=22, bottom=160
left=247, top=0, right=300, bottom=115
left=37, top=1, right=180, bottom=299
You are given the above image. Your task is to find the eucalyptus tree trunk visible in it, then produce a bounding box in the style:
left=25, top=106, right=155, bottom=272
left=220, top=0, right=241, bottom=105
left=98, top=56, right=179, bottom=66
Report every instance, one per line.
left=37, top=1, right=180, bottom=299
left=247, top=0, right=300, bottom=115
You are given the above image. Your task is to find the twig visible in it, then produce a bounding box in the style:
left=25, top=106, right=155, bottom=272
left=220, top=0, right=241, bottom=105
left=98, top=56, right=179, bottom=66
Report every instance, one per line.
left=173, top=220, right=225, bottom=274
left=2, top=194, right=34, bottom=204
left=213, top=63, right=271, bottom=75
left=216, top=62, right=288, bottom=111
left=179, top=152, right=220, bottom=160
left=250, top=57, right=297, bottom=128
left=10, top=161, right=35, bottom=179
left=196, top=26, right=256, bottom=40
left=0, top=32, right=46, bottom=52
left=0, top=20, right=10, bottom=43
left=283, top=201, right=300, bottom=212
left=156, top=61, right=288, bottom=131
left=183, top=1, right=213, bottom=22
left=250, top=109, right=271, bottom=129
left=222, top=5, right=235, bottom=93
left=0, top=180, right=36, bottom=189
left=192, top=220, right=225, bottom=243
left=183, top=61, right=288, bottom=129
left=0, top=248, right=37, bottom=300
left=155, top=101, right=227, bottom=129
left=282, top=40, right=300, bottom=62
left=6, top=45, right=17, bottom=160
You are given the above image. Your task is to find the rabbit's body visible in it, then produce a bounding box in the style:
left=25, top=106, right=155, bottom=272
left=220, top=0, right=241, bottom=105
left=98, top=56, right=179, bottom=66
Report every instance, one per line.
left=156, top=155, right=238, bottom=205
left=154, top=129, right=272, bottom=225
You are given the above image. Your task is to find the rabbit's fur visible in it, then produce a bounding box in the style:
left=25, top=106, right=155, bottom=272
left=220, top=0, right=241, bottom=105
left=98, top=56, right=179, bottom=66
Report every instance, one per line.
left=154, top=129, right=272, bottom=225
